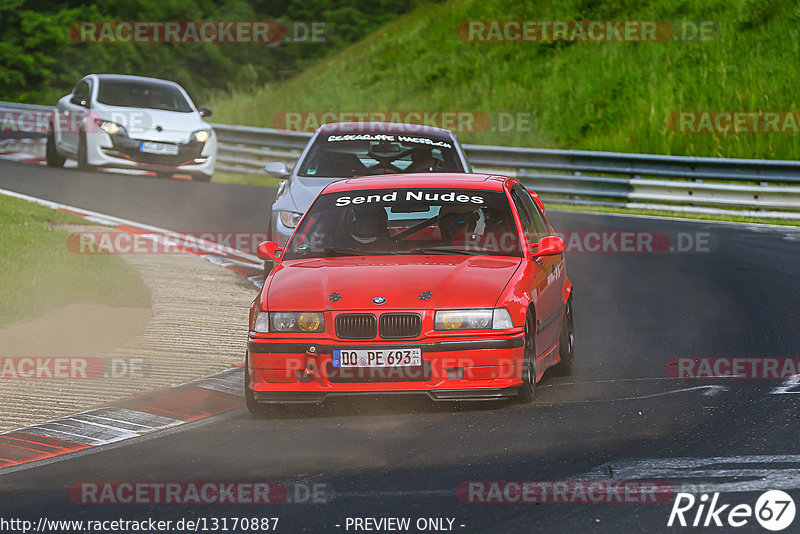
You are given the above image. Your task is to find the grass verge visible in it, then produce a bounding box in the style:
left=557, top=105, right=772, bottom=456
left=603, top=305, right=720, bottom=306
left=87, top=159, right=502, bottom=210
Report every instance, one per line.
left=207, top=0, right=800, bottom=161
left=0, top=195, right=151, bottom=326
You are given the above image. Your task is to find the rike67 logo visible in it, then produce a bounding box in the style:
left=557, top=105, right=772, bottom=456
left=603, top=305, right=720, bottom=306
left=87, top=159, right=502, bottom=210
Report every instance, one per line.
left=668, top=490, right=796, bottom=531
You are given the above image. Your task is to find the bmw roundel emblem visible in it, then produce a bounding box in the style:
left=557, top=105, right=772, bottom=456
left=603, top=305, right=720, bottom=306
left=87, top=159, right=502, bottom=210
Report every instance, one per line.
left=372, top=296, right=387, bottom=305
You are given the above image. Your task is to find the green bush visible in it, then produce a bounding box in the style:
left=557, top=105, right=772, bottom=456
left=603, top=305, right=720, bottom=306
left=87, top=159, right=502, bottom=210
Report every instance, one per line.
left=0, top=0, right=420, bottom=105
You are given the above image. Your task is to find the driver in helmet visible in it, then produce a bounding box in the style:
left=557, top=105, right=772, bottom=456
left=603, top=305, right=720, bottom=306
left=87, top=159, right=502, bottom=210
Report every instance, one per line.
left=406, top=148, right=436, bottom=173
left=341, top=205, right=393, bottom=251
left=438, top=204, right=483, bottom=247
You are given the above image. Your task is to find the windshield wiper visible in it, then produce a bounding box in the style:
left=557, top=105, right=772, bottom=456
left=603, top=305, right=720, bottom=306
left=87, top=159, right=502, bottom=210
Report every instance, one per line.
left=322, top=247, right=399, bottom=256
left=408, top=246, right=482, bottom=255
left=322, top=247, right=367, bottom=256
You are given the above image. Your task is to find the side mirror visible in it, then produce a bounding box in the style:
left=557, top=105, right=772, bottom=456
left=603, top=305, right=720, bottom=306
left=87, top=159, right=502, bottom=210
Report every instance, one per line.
left=70, top=95, right=88, bottom=108
left=265, top=161, right=290, bottom=179
left=527, top=189, right=545, bottom=213
left=257, top=241, right=284, bottom=262
left=531, top=236, right=565, bottom=258
left=198, top=106, right=212, bottom=118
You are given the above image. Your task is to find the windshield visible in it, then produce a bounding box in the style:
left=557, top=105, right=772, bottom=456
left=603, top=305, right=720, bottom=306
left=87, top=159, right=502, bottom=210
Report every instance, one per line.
left=296, top=133, right=465, bottom=177
left=96, top=80, right=193, bottom=112
left=283, top=187, right=522, bottom=259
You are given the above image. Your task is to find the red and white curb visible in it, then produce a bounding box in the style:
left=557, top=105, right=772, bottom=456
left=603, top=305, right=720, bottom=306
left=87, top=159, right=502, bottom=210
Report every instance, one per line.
left=0, top=367, right=242, bottom=471
left=0, top=188, right=262, bottom=473
left=0, top=139, right=46, bottom=165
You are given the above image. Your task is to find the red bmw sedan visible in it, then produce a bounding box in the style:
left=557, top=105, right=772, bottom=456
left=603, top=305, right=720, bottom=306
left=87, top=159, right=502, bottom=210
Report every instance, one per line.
left=246, top=173, right=573, bottom=411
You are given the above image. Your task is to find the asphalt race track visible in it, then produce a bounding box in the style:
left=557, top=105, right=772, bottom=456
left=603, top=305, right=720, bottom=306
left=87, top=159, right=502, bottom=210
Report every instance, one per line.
left=1, top=160, right=799, bottom=532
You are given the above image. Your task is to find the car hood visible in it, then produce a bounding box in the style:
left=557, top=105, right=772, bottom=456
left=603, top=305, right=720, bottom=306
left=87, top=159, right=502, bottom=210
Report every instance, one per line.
left=92, top=103, right=208, bottom=142
left=264, top=255, right=522, bottom=311
left=277, top=174, right=346, bottom=215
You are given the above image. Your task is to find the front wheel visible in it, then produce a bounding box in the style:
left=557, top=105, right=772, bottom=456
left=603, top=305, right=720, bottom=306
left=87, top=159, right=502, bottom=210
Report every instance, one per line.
left=45, top=133, right=66, bottom=167
left=77, top=133, right=95, bottom=171
left=517, top=311, right=537, bottom=403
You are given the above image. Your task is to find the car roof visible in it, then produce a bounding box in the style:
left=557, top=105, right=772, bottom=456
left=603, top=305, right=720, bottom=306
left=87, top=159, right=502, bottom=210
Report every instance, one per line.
left=89, top=74, right=182, bottom=88
left=316, top=122, right=455, bottom=136
left=322, top=173, right=510, bottom=193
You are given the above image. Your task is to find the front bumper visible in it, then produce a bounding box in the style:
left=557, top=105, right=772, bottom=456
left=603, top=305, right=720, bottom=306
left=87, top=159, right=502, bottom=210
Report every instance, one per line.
left=86, top=131, right=216, bottom=175
left=246, top=334, right=525, bottom=404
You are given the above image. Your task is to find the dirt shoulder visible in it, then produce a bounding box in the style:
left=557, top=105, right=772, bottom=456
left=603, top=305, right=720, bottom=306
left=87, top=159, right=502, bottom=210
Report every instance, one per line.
left=0, top=226, right=256, bottom=431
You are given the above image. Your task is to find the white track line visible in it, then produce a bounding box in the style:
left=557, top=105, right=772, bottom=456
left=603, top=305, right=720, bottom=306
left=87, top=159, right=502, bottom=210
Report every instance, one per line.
left=0, top=186, right=263, bottom=266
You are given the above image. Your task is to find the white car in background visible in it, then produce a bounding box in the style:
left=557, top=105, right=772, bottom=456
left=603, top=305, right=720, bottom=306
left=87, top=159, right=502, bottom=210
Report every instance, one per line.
left=47, top=74, right=217, bottom=181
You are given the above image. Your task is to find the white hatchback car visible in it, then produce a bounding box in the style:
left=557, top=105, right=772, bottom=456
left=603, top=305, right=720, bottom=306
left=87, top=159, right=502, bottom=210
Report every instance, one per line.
left=47, top=74, right=217, bottom=181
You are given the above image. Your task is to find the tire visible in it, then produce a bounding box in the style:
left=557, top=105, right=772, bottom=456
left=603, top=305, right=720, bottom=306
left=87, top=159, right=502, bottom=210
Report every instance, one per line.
left=552, top=297, right=574, bottom=376
left=45, top=133, right=66, bottom=167
left=77, top=133, right=95, bottom=171
left=190, top=173, right=212, bottom=182
left=517, top=311, right=537, bottom=403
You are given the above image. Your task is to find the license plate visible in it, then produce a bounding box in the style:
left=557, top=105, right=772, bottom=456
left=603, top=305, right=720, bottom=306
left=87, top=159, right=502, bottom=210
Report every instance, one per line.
left=139, top=141, right=179, bottom=155
left=332, top=348, right=422, bottom=368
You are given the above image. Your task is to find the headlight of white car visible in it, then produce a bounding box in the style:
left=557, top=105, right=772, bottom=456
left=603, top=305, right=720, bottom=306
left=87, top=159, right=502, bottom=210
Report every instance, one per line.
left=278, top=211, right=303, bottom=229
left=434, top=308, right=514, bottom=331
left=94, top=119, right=127, bottom=136
left=193, top=129, right=210, bottom=143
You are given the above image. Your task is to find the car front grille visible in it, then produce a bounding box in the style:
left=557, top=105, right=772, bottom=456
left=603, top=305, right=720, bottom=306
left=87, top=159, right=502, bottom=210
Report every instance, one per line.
left=335, top=313, right=422, bottom=339
left=379, top=313, right=421, bottom=338
left=335, top=314, right=377, bottom=339
left=110, top=137, right=204, bottom=166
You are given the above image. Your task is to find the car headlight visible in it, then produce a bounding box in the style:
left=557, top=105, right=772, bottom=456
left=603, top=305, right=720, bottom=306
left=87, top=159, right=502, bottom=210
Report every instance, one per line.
left=278, top=211, right=303, bottom=229
left=252, top=311, right=270, bottom=333
left=193, top=129, right=210, bottom=143
left=434, top=308, right=514, bottom=330
left=269, top=312, right=324, bottom=333
left=94, top=119, right=126, bottom=136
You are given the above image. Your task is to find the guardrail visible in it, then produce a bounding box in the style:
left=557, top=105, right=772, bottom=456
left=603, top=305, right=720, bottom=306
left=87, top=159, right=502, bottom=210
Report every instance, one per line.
left=1, top=100, right=798, bottom=219
left=211, top=123, right=800, bottom=219
left=0, top=101, right=53, bottom=140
